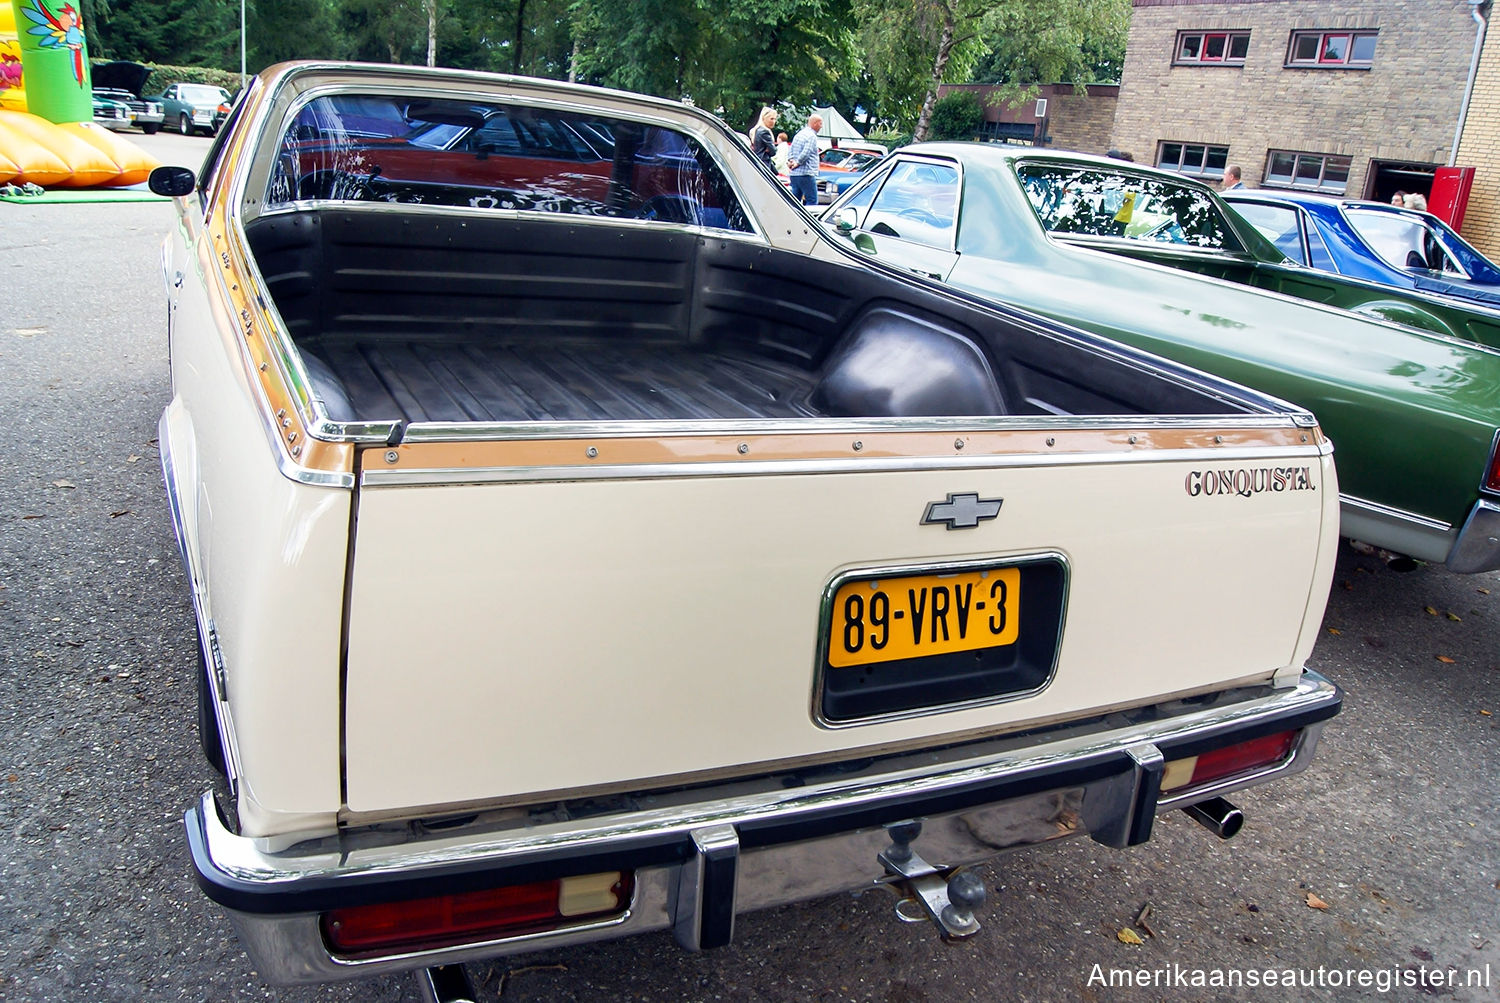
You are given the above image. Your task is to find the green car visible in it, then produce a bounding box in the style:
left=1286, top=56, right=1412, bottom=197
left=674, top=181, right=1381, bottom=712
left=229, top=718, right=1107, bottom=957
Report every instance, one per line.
left=823, top=145, right=1500, bottom=573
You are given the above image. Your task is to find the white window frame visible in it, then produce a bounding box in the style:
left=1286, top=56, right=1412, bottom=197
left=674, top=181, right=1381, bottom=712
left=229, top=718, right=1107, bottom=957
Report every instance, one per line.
left=1156, top=141, right=1229, bottom=180
left=1286, top=29, right=1378, bottom=68
left=1262, top=150, right=1352, bottom=194
left=1173, top=30, right=1251, bottom=66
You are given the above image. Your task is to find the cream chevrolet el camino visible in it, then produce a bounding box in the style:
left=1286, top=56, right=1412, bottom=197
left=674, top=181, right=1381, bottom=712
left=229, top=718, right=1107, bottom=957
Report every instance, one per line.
left=153, top=63, right=1342, bottom=994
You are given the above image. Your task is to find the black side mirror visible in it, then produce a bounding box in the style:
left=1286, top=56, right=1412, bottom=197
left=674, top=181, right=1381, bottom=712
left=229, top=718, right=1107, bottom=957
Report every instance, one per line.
left=148, top=165, right=196, bottom=197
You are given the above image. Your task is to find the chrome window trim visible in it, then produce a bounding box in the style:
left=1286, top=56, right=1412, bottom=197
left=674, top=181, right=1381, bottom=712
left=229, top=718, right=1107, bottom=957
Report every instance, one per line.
left=860, top=154, right=963, bottom=254
left=809, top=552, right=1070, bottom=730
left=825, top=152, right=963, bottom=253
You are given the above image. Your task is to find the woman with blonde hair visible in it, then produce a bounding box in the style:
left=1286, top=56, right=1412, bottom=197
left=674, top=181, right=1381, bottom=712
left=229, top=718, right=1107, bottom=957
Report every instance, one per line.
left=749, top=106, right=777, bottom=166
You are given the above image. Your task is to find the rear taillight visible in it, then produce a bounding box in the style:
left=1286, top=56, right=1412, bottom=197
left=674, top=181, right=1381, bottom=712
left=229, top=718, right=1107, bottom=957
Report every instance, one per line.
left=321, top=871, right=632, bottom=957
left=1486, top=435, right=1500, bottom=492
left=1161, top=730, right=1296, bottom=793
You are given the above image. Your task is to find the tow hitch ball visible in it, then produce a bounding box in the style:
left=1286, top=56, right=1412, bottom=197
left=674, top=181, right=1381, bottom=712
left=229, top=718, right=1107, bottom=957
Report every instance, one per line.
left=879, top=821, right=988, bottom=941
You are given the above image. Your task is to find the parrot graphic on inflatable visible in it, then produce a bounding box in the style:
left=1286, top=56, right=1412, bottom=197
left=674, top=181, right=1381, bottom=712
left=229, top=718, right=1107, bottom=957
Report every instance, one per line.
left=19, top=0, right=84, bottom=86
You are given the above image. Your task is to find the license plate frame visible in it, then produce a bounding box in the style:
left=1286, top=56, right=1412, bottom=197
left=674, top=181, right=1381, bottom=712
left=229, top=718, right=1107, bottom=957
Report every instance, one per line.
left=813, top=553, right=1068, bottom=727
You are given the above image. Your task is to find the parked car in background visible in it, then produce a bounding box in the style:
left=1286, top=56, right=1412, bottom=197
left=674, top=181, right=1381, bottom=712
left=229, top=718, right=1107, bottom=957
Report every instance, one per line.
left=91, top=61, right=165, bottom=134
left=818, top=138, right=888, bottom=158
left=152, top=61, right=1342, bottom=992
left=818, top=148, right=881, bottom=203
left=1224, top=190, right=1500, bottom=309
left=93, top=87, right=164, bottom=133
left=153, top=81, right=232, bottom=136
left=90, top=93, right=131, bottom=131
left=823, top=145, right=1500, bottom=573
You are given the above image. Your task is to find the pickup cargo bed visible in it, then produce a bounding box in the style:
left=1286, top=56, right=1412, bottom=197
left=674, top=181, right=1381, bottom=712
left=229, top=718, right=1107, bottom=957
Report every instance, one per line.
left=246, top=206, right=1259, bottom=425
left=310, top=338, right=820, bottom=422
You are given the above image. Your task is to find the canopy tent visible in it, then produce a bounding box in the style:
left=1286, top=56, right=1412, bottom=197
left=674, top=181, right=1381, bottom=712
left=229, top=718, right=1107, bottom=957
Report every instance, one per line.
left=811, top=105, right=863, bottom=141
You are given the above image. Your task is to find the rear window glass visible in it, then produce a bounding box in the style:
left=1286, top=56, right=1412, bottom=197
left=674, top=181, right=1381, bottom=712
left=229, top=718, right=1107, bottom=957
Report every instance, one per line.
left=1017, top=163, right=1242, bottom=250
left=265, top=94, right=751, bottom=233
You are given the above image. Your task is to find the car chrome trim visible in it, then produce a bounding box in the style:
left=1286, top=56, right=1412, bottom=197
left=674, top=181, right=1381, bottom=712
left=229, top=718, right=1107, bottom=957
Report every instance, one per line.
left=1339, top=494, right=1457, bottom=564
left=1340, top=494, right=1452, bottom=532
left=187, top=671, right=1338, bottom=983
left=809, top=553, right=1070, bottom=730
left=361, top=440, right=1332, bottom=487
left=1445, top=498, right=1500, bottom=573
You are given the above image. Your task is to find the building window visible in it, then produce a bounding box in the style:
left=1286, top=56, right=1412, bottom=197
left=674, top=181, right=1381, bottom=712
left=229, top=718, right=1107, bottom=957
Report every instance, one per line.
left=1157, top=141, right=1229, bottom=179
left=1287, top=30, right=1377, bottom=67
left=1263, top=150, right=1351, bottom=193
left=1174, top=31, right=1250, bottom=65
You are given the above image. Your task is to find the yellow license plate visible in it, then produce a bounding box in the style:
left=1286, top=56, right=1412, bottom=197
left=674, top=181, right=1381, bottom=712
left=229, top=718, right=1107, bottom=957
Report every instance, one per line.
left=827, top=567, right=1021, bottom=668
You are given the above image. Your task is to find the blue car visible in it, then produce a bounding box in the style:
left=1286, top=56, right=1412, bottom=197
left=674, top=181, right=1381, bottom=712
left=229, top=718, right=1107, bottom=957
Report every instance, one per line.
left=1223, top=190, right=1500, bottom=308
left=816, top=149, right=881, bottom=203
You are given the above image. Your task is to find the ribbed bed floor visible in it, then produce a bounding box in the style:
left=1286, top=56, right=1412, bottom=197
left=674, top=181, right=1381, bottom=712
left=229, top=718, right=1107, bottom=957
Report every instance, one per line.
left=309, top=338, right=823, bottom=423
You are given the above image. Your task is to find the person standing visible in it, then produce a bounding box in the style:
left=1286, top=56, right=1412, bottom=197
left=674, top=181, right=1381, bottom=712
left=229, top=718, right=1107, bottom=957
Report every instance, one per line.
left=786, top=114, right=822, bottom=206
left=1220, top=165, right=1245, bottom=190
left=750, top=107, right=778, bottom=167
left=773, top=132, right=791, bottom=175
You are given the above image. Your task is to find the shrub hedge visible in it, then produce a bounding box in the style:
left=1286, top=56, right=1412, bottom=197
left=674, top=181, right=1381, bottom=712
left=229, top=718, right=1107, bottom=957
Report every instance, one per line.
left=92, top=61, right=244, bottom=98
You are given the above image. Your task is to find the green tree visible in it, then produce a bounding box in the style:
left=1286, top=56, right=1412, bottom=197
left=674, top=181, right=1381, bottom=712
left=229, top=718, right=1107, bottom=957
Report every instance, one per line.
left=88, top=0, right=238, bottom=69
left=854, top=0, right=1128, bottom=141
left=247, top=0, right=344, bottom=71
left=927, top=89, right=981, bottom=140
left=572, top=0, right=857, bottom=132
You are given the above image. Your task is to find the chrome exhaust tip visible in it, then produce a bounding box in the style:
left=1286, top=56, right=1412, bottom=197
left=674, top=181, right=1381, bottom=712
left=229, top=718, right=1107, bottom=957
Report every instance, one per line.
left=1182, top=797, right=1244, bottom=840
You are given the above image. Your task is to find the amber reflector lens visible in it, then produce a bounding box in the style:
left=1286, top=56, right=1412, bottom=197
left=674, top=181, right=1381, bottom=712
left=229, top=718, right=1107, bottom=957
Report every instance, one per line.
left=322, top=873, right=630, bottom=957
left=1189, top=730, right=1295, bottom=788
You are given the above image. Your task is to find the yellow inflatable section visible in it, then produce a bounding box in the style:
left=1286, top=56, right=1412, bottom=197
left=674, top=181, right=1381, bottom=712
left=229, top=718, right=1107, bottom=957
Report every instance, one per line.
left=0, top=1, right=160, bottom=187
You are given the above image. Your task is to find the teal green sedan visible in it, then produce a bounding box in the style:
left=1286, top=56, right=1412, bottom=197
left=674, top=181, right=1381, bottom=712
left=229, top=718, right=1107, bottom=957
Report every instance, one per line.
left=822, top=146, right=1500, bottom=572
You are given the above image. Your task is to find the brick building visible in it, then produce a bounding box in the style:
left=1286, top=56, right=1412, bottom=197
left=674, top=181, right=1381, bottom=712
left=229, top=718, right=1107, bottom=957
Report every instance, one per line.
left=1454, top=10, right=1500, bottom=254
left=935, top=83, right=1120, bottom=155
left=1111, top=0, right=1486, bottom=205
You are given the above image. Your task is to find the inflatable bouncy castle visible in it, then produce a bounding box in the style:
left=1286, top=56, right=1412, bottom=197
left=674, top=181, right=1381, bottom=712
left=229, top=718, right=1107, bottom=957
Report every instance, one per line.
left=0, top=0, right=158, bottom=187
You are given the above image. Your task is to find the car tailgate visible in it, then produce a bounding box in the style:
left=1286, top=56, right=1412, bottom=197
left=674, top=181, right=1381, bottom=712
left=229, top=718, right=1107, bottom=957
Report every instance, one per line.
left=341, top=423, right=1335, bottom=816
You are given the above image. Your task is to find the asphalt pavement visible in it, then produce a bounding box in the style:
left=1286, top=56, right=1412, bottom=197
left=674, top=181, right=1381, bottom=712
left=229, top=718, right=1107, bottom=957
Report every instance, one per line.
left=1, top=131, right=1497, bottom=1002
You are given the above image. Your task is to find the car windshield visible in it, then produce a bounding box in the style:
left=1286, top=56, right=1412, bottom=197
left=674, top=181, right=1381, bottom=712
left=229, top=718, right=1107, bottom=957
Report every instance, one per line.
left=1017, top=163, right=1243, bottom=250
left=181, top=85, right=228, bottom=103
left=1346, top=209, right=1465, bottom=276
left=266, top=92, right=752, bottom=233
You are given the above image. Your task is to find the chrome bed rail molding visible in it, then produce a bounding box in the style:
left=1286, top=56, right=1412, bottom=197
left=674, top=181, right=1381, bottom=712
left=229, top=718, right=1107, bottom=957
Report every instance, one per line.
left=187, top=672, right=1338, bottom=982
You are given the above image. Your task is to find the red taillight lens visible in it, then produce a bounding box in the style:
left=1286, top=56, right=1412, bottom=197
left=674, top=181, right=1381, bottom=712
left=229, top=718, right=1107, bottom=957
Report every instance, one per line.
left=1486, top=437, right=1500, bottom=492
left=322, top=871, right=631, bottom=957
left=1188, top=730, right=1296, bottom=788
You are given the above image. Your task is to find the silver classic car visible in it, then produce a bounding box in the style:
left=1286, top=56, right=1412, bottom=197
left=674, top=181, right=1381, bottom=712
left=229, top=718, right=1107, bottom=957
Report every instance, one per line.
left=151, top=63, right=1340, bottom=994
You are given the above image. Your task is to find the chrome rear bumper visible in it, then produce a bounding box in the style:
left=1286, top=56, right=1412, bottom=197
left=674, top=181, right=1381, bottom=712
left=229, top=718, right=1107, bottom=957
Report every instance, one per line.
left=188, top=670, right=1339, bottom=984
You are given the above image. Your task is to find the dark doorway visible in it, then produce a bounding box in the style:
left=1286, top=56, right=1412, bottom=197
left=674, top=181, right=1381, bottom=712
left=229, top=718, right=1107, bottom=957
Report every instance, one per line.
left=1366, top=159, right=1439, bottom=204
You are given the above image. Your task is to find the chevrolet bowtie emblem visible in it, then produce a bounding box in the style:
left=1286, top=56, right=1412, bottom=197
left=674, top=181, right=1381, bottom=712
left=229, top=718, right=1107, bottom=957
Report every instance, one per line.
left=922, top=493, right=1003, bottom=530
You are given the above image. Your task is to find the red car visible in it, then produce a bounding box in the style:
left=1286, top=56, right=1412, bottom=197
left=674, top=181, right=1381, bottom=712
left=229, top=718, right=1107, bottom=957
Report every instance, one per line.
left=270, top=96, right=743, bottom=227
